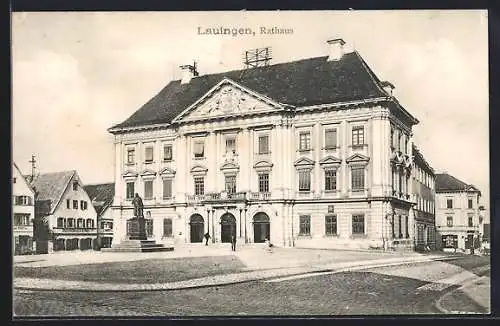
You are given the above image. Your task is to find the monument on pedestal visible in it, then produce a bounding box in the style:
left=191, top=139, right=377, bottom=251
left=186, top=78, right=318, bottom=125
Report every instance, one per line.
left=102, top=193, right=174, bottom=253
left=129, top=193, right=147, bottom=240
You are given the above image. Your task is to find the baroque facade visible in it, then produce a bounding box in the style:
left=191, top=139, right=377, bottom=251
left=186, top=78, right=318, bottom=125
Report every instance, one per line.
left=109, top=39, right=424, bottom=250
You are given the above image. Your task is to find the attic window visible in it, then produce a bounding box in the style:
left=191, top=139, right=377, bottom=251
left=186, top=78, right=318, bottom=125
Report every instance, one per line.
left=73, top=181, right=78, bottom=191
left=13, top=177, right=16, bottom=184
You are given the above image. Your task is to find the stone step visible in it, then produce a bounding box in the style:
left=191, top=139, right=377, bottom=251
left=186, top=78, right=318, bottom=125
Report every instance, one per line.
left=101, top=246, right=174, bottom=253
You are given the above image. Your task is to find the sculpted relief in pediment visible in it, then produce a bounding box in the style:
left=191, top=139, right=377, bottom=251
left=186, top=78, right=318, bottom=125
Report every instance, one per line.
left=189, top=85, right=270, bottom=119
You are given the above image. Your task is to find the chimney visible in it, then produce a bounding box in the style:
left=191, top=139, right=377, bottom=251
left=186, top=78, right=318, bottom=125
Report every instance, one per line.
left=180, top=62, right=199, bottom=84
left=381, top=81, right=395, bottom=96
left=326, top=38, right=346, bottom=61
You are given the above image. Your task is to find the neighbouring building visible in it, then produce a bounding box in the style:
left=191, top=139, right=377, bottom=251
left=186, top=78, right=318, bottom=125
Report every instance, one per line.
left=29, top=170, right=98, bottom=253
left=435, top=173, right=482, bottom=252
left=84, top=183, right=115, bottom=249
left=12, top=162, right=35, bottom=255
left=108, top=38, right=424, bottom=250
left=410, top=145, right=436, bottom=251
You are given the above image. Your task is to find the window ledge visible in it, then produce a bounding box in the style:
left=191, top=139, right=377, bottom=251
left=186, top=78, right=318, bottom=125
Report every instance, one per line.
left=297, top=149, right=313, bottom=152
left=194, top=157, right=206, bottom=160
left=350, top=234, right=368, bottom=239
left=297, top=234, right=312, bottom=238
left=324, top=234, right=340, bottom=238
left=350, top=144, right=367, bottom=149
left=323, top=146, right=339, bottom=150
left=163, top=159, right=173, bottom=163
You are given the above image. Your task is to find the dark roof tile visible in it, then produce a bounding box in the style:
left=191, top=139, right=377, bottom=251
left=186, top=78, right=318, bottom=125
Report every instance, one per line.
left=111, top=52, right=388, bottom=129
left=83, top=183, right=115, bottom=216
left=435, top=173, right=480, bottom=193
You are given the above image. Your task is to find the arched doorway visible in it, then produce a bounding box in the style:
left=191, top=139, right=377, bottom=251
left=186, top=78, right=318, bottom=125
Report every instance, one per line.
left=190, top=214, right=204, bottom=243
left=220, top=213, right=236, bottom=243
left=253, top=212, right=270, bottom=243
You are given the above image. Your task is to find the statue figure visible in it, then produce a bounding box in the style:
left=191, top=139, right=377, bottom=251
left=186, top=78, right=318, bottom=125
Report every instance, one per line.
left=132, top=193, right=144, bottom=219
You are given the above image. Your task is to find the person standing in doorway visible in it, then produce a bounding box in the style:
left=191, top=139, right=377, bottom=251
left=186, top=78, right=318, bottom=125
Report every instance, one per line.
left=204, top=232, right=211, bottom=246
left=231, top=234, right=236, bottom=251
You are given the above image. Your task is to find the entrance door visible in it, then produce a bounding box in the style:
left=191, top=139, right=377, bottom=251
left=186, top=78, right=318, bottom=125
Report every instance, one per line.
left=253, top=212, right=270, bottom=243
left=220, top=213, right=236, bottom=243
left=190, top=214, right=204, bottom=243
left=466, top=234, right=474, bottom=249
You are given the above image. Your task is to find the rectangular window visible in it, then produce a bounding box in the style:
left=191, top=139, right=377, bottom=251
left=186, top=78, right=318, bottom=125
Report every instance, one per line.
left=66, top=199, right=70, bottom=209
left=351, top=167, right=365, bottom=190
left=390, top=127, right=394, bottom=148
left=352, top=126, right=365, bottom=146
left=127, top=148, right=135, bottom=164
left=225, top=137, right=236, bottom=154
left=194, top=141, right=205, bottom=158
left=57, top=217, right=64, bottom=228
left=258, top=173, right=269, bottom=193
left=298, top=170, right=311, bottom=191
left=194, top=177, right=204, bottom=195
left=13, top=177, right=16, bottom=184
left=225, top=175, right=237, bottom=194
left=77, top=218, right=84, bottom=228
left=14, top=214, right=31, bottom=226
left=144, top=180, right=153, bottom=200
left=446, top=216, right=453, bottom=227
left=80, top=200, right=87, bottom=210
left=468, top=199, right=473, bottom=209
left=299, top=132, right=311, bottom=151
left=126, top=182, right=135, bottom=200
left=163, top=145, right=173, bottom=161
left=258, top=135, right=269, bottom=154
left=325, top=129, right=337, bottom=149
left=163, top=179, right=172, bottom=199
left=72, top=181, right=78, bottom=191
left=145, top=146, right=154, bottom=162
left=325, top=169, right=337, bottom=191
left=163, top=218, right=173, bottom=237
left=468, top=215, right=474, bottom=227
left=352, top=214, right=365, bottom=235
left=73, top=200, right=78, bottom=209
left=325, top=215, right=337, bottom=236
left=446, top=199, right=453, bottom=209
left=299, top=215, right=311, bottom=236
left=67, top=218, right=74, bottom=228
left=405, top=215, right=409, bottom=238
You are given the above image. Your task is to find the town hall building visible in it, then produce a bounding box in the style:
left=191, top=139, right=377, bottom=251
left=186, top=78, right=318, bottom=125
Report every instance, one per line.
left=108, top=39, right=424, bottom=250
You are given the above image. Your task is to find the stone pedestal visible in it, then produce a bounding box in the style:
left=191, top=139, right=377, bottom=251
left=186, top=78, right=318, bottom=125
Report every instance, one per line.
left=128, top=217, right=147, bottom=240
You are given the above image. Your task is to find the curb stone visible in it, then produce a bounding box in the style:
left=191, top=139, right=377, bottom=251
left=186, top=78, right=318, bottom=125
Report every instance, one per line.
left=14, top=255, right=462, bottom=292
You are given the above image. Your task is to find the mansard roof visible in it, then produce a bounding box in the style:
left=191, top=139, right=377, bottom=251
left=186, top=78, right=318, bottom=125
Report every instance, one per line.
left=110, top=51, right=395, bottom=130
left=435, top=173, right=481, bottom=195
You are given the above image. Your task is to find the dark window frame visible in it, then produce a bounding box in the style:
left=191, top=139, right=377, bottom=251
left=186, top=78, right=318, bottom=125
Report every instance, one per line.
left=299, top=215, right=311, bottom=236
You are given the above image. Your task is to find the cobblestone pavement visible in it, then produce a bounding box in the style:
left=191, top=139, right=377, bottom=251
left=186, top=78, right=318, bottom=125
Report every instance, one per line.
left=14, top=253, right=459, bottom=291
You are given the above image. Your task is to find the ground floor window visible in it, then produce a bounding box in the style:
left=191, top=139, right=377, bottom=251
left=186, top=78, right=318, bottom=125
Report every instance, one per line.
left=442, top=234, right=458, bottom=249
left=146, top=219, right=153, bottom=237
left=325, top=215, right=337, bottom=236
left=163, top=218, right=173, bottom=237
left=299, top=215, right=311, bottom=236
left=352, top=214, right=365, bottom=235
left=14, top=236, right=33, bottom=255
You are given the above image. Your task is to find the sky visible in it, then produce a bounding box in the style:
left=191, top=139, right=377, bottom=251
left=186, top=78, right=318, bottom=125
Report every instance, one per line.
left=12, top=10, right=489, bottom=211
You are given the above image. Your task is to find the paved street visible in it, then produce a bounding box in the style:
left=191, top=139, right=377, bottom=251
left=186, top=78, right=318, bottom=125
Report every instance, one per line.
left=13, top=254, right=489, bottom=316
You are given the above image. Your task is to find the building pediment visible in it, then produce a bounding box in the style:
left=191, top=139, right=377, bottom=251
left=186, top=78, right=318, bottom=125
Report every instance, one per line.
left=173, top=78, right=284, bottom=122
left=191, top=165, right=208, bottom=176
left=346, top=153, right=370, bottom=165
left=253, top=160, right=273, bottom=172
left=122, top=170, right=138, bottom=179
left=220, top=162, right=239, bottom=173
left=294, top=157, right=315, bottom=169
left=159, top=167, right=176, bottom=177
left=319, top=155, right=342, bottom=166
left=140, top=169, right=157, bottom=178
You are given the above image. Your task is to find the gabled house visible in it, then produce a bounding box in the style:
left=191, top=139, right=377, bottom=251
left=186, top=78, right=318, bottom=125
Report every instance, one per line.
left=29, top=170, right=98, bottom=253
left=12, top=162, right=35, bottom=255
left=84, top=183, right=115, bottom=249
left=435, top=173, right=482, bottom=252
